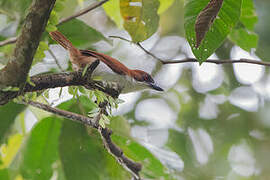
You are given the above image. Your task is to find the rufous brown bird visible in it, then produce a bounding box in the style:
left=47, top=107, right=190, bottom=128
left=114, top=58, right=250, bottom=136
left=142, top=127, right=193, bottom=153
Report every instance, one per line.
left=49, top=31, right=163, bottom=93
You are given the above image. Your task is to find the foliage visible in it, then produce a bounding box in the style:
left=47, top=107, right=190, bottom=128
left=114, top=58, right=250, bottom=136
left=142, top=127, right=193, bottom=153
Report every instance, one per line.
left=1, top=0, right=270, bottom=180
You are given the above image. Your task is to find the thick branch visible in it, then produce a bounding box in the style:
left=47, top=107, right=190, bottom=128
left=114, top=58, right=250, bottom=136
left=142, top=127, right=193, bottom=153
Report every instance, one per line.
left=21, top=100, right=142, bottom=179
left=110, top=36, right=270, bottom=67
left=0, top=0, right=109, bottom=47
left=0, top=61, right=121, bottom=105
left=0, top=0, right=56, bottom=88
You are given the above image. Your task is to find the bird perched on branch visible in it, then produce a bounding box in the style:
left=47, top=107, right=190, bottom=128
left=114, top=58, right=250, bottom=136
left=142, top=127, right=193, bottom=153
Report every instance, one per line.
left=49, top=31, right=163, bottom=93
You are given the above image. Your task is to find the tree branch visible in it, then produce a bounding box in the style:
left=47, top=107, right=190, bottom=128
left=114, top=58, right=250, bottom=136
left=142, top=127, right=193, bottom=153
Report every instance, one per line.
left=20, top=99, right=142, bottom=179
left=0, top=0, right=109, bottom=47
left=110, top=36, right=270, bottom=67
left=0, top=60, right=121, bottom=105
left=0, top=37, right=17, bottom=46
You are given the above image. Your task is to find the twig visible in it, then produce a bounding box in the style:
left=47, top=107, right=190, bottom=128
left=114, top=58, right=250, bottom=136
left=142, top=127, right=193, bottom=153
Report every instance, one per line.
left=58, top=0, right=109, bottom=25
left=23, top=100, right=98, bottom=127
left=20, top=99, right=142, bottom=179
left=48, top=48, right=64, bottom=71
left=162, top=58, right=270, bottom=66
left=0, top=0, right=109, bottom=47
left=109, top=36, right=270, bottom=67
left=0, top=37, right=17, bottom=46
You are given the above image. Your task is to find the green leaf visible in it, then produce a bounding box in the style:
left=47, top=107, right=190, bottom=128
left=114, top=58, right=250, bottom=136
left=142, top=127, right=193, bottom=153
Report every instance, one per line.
left=19, top=117, right=62, bottom=180
left=99, top=119, right=105, bottom=128
left=158, top=0, right=175, bottom=14
left=1, top=86, right=20, bottom=92
left=68, top=86, right=75, bottom=96
left=109, top=116, right=131, bottom=137
left=94, top=90, right=107, bottom=105
left=101, top=114, right=110, bottom=125
left=239, top=0, right=258, bottom=31
left=229, top=0, right=258, bottom=51
left=54, top=1, right=65, bottom=12
left=0, top=102, right=25, bottom=143
left=229, top=27, right=258, bottom=52
left=58, top=98, right=127, bottom=179
left=120, top=0, right=160, bottom=42
left=55, top=97, right=128, bottom=179
left=59, top=119, right=130, bottom=179
left=57, top=19, right=111, bottom=48
left=184, top=0, right=241, bottom=63
left=46, top=24, right=57, bottom=32
left=103, top=0, right=123, bottom=28
left=33, top=41, right=49, bottom=65
left=26, top=76, right=36, bottom=87
left=48, top=11, right=59, bottom=26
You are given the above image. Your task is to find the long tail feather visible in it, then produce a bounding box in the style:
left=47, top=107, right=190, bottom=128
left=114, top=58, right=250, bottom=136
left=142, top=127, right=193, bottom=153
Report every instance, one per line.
left=49, top=31, right=74, bottom=50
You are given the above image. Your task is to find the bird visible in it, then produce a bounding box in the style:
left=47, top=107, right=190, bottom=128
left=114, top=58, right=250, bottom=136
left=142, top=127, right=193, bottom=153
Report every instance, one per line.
left=49, top=31, right=163, bottom=93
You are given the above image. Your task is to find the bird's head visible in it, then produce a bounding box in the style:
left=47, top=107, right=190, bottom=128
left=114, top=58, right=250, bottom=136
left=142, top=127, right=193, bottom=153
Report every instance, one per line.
left=130, top=70, right=163, bottom=91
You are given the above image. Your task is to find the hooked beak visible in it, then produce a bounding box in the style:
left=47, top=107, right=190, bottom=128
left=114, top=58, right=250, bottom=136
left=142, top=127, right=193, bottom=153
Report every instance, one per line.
left=148, top=83, right=164, bottom=91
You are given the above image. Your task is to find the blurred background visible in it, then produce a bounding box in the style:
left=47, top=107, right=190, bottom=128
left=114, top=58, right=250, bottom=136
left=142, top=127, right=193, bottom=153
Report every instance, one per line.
left=1, top=0, right=270, bottom=179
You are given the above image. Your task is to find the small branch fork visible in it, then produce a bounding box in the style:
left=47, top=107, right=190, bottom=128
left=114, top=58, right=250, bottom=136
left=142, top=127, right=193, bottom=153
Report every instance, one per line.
left=109, top=36, right=270, bottom=67
left=20, top=99, right=142, bottom=180
left=0, top=0, right=109, bottom=47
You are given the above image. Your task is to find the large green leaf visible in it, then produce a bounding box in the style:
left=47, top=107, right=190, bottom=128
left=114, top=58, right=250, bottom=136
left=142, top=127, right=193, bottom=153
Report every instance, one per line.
left=108, top=116, right=131, bottom=138
left=59, top=120, right=106, bottom=180
left=0, top=102, right=25, bottom=144
left=19, top=117, right=62, bottom=180
left=229, top=27, right=258, bottom=52
left=184, top=0, right=241, bottom=62
left=239, top=0, right=258, bottom=31
left=229, top=0, right=258, bottom=51
left=120, top=0, right=160, bottom=42
left=58, top=96, right=130, bottom=180
left=57, top=19, right=111, bottom=49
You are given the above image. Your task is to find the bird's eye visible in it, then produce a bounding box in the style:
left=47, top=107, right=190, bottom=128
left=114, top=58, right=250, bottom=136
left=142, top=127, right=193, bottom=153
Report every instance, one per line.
left=145, top=74, right=154, bottom=83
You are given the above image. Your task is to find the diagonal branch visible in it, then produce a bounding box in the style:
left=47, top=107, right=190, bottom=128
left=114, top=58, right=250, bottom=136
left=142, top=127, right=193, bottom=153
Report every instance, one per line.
left=109, top=36, right=270, bottom=67
left=20, top=99, right=142, bottom=180
left=0, top=0, right=109, bottom=47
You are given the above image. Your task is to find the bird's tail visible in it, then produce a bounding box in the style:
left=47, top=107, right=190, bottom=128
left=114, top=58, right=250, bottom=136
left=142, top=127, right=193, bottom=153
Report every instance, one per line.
left=49, top=31, right=75, bottom=50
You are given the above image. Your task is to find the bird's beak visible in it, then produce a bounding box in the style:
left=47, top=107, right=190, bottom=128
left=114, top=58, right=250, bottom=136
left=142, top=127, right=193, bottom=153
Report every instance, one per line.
left=148, top=83, right=164, bottom=91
